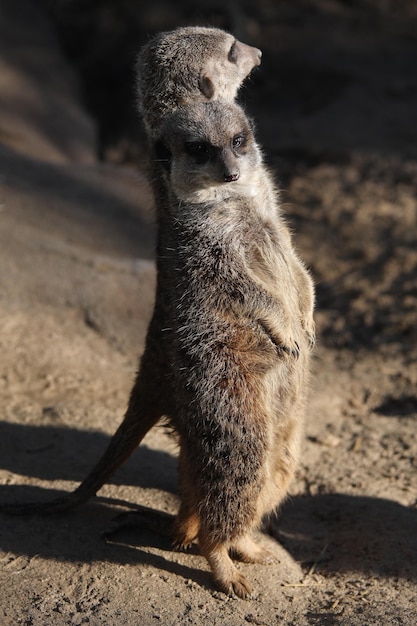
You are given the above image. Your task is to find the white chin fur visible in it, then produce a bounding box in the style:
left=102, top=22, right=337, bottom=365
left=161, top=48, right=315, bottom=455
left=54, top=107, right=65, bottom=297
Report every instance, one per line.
left=173, top=171, right=260, bottom=204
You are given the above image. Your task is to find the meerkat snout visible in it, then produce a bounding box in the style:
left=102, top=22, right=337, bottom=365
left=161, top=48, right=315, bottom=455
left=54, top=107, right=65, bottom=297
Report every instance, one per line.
left=232, top=40, right=262, bottom=69
left=253, top=46, right=262, bottom=66
left=220, top=148, right=240, bottom=182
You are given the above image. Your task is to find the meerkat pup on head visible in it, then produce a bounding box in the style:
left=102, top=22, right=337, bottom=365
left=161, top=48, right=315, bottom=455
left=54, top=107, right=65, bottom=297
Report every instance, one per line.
left=136, top=26, right=262, bottom=139
left=151, top=100, right=314, bottom=598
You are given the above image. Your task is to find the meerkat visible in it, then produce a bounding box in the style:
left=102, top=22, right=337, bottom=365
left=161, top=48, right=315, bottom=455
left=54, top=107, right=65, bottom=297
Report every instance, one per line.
left=148, top=100, right=314, bottom=597
left=1, top=33, right=316, bottom=598
left=136, top=26, right=262, bottom=139
left=2, top=98, right=315, bottom=597
left=105, top=100, right=314, bottom=597
left=0, top=27, right=264, bottom=513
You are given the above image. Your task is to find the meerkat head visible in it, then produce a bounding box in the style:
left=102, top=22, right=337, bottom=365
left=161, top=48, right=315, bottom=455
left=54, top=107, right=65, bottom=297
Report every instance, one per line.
left=136, top=27, right=262, bottom=137
left=155, top=100, right=263, bottom=204
left=196, top=30, right=262, bottom=102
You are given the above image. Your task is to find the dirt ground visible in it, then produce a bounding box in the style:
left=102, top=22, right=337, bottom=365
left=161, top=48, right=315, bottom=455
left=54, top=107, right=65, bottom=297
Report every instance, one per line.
left=1, top=1, right=416, bottom=624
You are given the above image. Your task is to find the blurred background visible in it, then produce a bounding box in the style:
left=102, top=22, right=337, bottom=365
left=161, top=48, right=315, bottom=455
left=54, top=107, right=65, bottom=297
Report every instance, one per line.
left=36, top=0, right=417, bottom=166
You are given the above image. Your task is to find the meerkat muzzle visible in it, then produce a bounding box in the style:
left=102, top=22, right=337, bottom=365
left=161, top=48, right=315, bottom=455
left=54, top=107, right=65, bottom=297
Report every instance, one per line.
left=224, top=171, right=240, bottom=182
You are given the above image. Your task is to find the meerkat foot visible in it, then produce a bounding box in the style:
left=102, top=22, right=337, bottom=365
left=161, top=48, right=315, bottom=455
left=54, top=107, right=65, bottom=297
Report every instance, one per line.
left=199, top=538, right=253, bottom=599
left=221, top=570, right=253, bottom=599
left=172, top=534, right=195, bottom=551
left=230, top=535, right=277, bottom=564
left=214, top=563, right=253, bottom=599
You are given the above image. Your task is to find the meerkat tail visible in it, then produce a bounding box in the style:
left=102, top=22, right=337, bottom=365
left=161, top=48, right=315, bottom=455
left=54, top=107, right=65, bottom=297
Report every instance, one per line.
left=0, top=403, right=161, bottom=516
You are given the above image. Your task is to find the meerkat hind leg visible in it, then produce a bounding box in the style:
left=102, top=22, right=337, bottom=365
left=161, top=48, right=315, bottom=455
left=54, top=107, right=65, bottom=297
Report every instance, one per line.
left=230, top=533, right=277, bottom=564
left=172, top=505, right=200, bottom=551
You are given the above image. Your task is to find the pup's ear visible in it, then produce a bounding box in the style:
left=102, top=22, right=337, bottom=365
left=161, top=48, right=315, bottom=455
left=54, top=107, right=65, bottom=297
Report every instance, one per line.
left=199, top=73, right=215, bottom=100
left=154, top=140, right=171, bottom=170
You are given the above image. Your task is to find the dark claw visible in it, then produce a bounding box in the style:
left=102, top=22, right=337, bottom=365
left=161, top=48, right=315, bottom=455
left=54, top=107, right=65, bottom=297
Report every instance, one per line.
left=277, top=341, right=300, bottom=359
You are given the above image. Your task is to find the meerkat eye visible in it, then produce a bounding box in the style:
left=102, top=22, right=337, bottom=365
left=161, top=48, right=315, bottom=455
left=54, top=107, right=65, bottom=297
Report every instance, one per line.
left=232, top=134, right=245, bottom=150
left=185, top=141, right=210, bottom=164
left=228, top=41, right=238, bottom=63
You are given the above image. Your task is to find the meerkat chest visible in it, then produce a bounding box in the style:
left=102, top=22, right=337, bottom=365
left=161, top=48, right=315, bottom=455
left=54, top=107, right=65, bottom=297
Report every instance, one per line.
left=230, top=206, right=295, bottom=291
left=169, top=192, right=295, bottom=295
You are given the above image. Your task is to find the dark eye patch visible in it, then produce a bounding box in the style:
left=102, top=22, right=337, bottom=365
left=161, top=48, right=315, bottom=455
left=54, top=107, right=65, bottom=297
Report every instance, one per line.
left=228, top=41, right=238, bottom=63
left=185, top=141, right=211, bottom=164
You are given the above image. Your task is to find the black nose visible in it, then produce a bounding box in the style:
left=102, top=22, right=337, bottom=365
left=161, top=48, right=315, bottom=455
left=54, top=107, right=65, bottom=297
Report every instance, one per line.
left=224, top=172, right=240, bottom=182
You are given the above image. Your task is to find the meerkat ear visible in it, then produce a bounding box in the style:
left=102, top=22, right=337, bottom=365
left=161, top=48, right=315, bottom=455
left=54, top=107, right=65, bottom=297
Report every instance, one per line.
left=154, top=140, right=171, bottom=170
left=199, top=73, right=215, bottom=100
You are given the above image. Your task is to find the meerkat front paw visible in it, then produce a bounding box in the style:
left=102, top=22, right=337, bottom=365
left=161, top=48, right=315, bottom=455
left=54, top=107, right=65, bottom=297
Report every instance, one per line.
left=260, top=320, right=300, bottom=359
left=277, top=339, right=300, bottom=359
left=269, top=329, right=300, bottom=358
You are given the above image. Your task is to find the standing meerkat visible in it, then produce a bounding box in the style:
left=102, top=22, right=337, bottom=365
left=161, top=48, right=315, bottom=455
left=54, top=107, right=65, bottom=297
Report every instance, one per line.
left=0, top=27, right=264, bottom=513
left=1, top=29, right=316, bottom=598
left=2, top=96, right=315, bottom=597
left=148, top=100, right=313, bottom=597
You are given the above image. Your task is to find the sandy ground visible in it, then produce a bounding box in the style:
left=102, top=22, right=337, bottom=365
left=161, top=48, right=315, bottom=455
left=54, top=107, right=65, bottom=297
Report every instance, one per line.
left=1, top=1, right=416, bottom=624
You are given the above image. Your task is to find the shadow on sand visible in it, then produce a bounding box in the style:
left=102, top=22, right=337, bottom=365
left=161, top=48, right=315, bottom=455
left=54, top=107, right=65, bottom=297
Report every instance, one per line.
left=1, top=423, right=416, bottom=588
